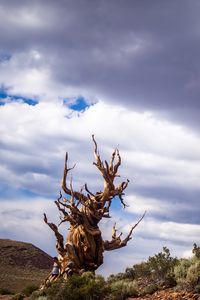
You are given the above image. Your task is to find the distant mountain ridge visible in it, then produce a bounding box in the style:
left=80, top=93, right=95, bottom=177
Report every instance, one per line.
left=0, top=239, right=53, bottom=293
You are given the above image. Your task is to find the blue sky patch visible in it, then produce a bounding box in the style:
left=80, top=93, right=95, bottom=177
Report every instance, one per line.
left=0, top=88, right=38, bottom=106
left=64, top=96, right=90, bottom=111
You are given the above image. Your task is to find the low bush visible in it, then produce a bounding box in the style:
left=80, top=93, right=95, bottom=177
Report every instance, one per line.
left=12, top=293, right=24, bottom=300
left=174, top=256, right=200, bottom=290
left=107, top=279, right=138, bottom=300
left=147, top=247, right=177, bottom=285
left=31, top=289, right=46, bottom=300
left=22, top=284, right=38, bottom=296
left=186, top=259, right=200, bottom=287
left=140, top=283, right=158, bottom=296
left=193, top=243, right=200, bottom=259
left=132, top=261, right=150, bottom=279
left=194, top=284, right=200, bottom=293
left=45, top=272, right=108, bottom=300
left=174, top=258, right=192, bottom=286
left=0, top=288, right=13, bottom=295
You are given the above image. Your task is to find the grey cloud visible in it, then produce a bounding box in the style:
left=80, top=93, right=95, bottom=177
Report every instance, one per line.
left=2, top=208, right=33, bottom=219
left=1, top=1, right=200, bottom=129
left=127, top=185, right=200, bottom=224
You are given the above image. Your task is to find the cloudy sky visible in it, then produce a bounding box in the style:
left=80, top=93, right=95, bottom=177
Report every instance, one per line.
left=1, top=0, right=200, bottom=276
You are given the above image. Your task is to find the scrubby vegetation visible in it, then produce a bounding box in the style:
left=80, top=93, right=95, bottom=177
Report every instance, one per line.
left=11, top=243, right=200, bottom=299
left=107, top=246, right=178, bottom=296
left=0, top=287, right=13, bottom=295
left=31, top=273, right=108, bottom=300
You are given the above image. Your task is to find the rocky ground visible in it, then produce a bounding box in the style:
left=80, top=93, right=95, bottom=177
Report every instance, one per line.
left=129, top=288, right=200, bottom=300
left=0, top=296, right=30, bottom=300
left=0, top=289, right=200, bottom=300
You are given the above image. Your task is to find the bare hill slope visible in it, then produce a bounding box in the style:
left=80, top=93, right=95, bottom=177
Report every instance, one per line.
left=0, top=239, right=52, bottom=293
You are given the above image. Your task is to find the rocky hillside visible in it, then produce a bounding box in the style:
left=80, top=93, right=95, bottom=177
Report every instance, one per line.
left=0, top=239, right=53, bottom=293
left=129, top=288, right=200, bottom=299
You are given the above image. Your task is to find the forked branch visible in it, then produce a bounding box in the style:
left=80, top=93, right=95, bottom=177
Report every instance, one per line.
left=104, top=211, right=146, bottom=251
left=62, top=153, right=88, bottom=203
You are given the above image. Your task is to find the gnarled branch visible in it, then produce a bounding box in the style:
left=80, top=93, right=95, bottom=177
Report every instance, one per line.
left=62, top=152, right=88, bottom=203
left=104, top=211, right=146, bottom=251
left=43, top=213, right=65, bottom=255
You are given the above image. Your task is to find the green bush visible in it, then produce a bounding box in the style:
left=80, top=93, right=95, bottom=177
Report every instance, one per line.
left=130, top=247, right=177, bottom=287
left=12, top=293, right=24, bottom=300
left=31, top=289, right=46, bottom=300
left=193, top=243, right=200, bottom=259
left=0, top=288, right=13, bottom=295
left=132, top=261, right=150, bottom=279
left=174, top=256, right=200, bottom=290
left=107, top=279, right=138, bottom=300
left=147, top=247, right=177, bottom=285
left=22, top=284, right=38, bottom=296
left=124, top=267, right=135, bottom=279
left=45, top=272, right=108, bottom=300
left=174, top=258, right=192, bottom=285
left=140, top=283, right=158, bottom=296
left=194, top=284, right=200, bottom=293
left=107, top=272, right=128, bottom=283
left=186, top=259, right=200, bottom=287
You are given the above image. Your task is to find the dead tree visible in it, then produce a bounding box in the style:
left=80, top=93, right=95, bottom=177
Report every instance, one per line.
left=44, top=135, right=145, bottom=281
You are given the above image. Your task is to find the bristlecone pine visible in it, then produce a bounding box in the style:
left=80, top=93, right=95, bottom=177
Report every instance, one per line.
left=43, top=136, right=145, bottom=284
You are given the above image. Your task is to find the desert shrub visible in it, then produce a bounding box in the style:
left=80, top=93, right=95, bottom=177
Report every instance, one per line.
left=45, top=272, right=108, bottom=300
left=22, top=284, right=38, bottom=296
left=124, top=267, right=135, bottom=279
left=12, top=293, right=24, bottom=300
left=174, top=257, right=200, bottom=290
left=31, top=289, right=46, bottom=300
left=140, top=283, right=158, bottom=296
left=186, top=259, right=200, bottom=287
left=0, top=288, right=13, bottom=295
left=107, top=272, right=128, bottom=283
left=194, top=284, right=200, bottom=293
left=107, top=274, right=117, bottom=283
left=147, top=247, right=177, bottom=285
left=107, top=279, right=138, bottom=300
left=193, top=243, right=200, bottom=259
left=132, top=261, right=150, bottom=279
left=174, top=258, right=192, bottom=285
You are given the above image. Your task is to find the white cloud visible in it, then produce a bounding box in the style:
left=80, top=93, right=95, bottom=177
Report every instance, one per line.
left=0, top=198, right=57, bottom=254
left=1, top=100, right=200, bottom=199
left=1, top=100, right=200, bottom=275
left=131, top=218, right=200, bottom=245
left=1, top=100, right=200, bottom=194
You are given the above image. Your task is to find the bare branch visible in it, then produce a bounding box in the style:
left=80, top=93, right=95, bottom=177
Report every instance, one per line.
left=43, top=213, right=65, bottom=254
left=85, top=183, right=94, bottom=196
left=104, top=211, right=146, bottom=251
left=122, top=211, right=146, bottom=244
left=61, top=152, right=88, bottom=203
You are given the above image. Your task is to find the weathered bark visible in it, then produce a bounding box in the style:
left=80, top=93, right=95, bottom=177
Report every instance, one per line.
left=43, top=136, right=145, bottom=282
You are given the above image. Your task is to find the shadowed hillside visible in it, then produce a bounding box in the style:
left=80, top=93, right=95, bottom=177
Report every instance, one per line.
left=0, top=239, right=52, bottom=293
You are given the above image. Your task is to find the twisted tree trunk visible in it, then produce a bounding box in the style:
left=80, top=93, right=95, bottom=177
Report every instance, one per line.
left=43, top=136, right=145, bottom=284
